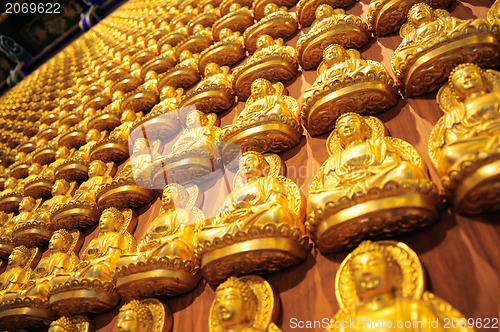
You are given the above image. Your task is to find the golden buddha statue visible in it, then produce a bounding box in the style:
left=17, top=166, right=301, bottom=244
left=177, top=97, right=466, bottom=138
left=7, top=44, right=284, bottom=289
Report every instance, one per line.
left=0, top=230, right=81, bottom=330
left=243, top=3, right=298, bottom=54
left=179, top=63, right=235, bottom=113
left=115, top=299, right=170, bottom=332
left=199, top=28, right=246, bottom=74
left=155, top=110, right=221, bottom=185
left=187, top=4, right=221, bottom=34
left=39, top=179, right=74, bottom=213
left=428, top=63, right=500, bottom=213
left=307, top=113, right=439, bottom=252
left=232, top=34, right=299, bottom=100
left=87, top=98, right=123, bottom=133
left=0, top=177, right=23, bottom=214
left=114, top=184, right=204, bottom=299
left=297, top=6, right=370, bottom=70
left=0, top=212, right=15, bottom=259
left=10, top=196, right=52, bottom=248
left=296, top=0, right=355, bottom=27
left=51, top=160, right=114, bottom=230
left=392, top=3, right=500, bottom=96
left=212, top=4, right=254, bottom=43
left=174, top=24, right=214, bottom=60
left=8, top=151, right=30, bottom=179
left=23, top=163, right=49, bottom=198
left=197, top=151, right=309, bottom=285
left=96, top=138, right=159, bottom=210
left=90, top=110, right=142, bottom=163
left=158, top=22, right=189, bottom=49
left=301, top=44, right=398, bottom=136
left=488, top=0, right=500, bottom=25
left=219, top=78, right=302, bottom=159
left=49, top=315, right=93, bottom=332
left=327, top=240, right=473, bottom=332
left=0, top=246, right=38, bottom=302
left=209, top=275, right=280, bottom=332
left=48, top=208, right=136, bottom=316
left=159, top=49, right=201, bottom=90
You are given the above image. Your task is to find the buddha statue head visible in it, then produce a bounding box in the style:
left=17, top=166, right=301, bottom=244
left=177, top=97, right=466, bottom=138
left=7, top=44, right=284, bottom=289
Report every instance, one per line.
left=52, top=179, right=70, bottom=196
left=250, top=78, right=275, bottom=99
left=132, top=138, right=148, bottom=155
left=213, top=276, right=259, bottom=329
left=239, top=151, right=270, bottom=180
left=256, top=34, right=274, bottom=50
left=193, top=24, right=206, bottom=35
left=219, top=28, right=233, bottom=41
left=49, top=316, right=76, bottom=332
left=264, top=3, right=280, bottom=16
left=203, top=4, right=215, bottom=13
left=335, top=113, right=371, bottom=148
left=48, top=229, right=73, bottom=253
left=18, top=196, right=36, bottom=213
left=205, top=63, right=222, bottom=78
left=185, top=110, right=208, bottom=128
left=4, top=177, right=17, bottom=190
left=85, top=129, right=100, bottom=143
left=55, top=146, right=71, bottom=159
left=323, top=44, right=347, bottom=67
left=449, top=63, right=489, bottom=101
left=121, top=110, right=137, bottom=124
left=98, top=207, right=124, bottom=233
left=8, top=245, right=30, bottom=267
left=407, top=3, right=434, bottom=28
left=315, top=4, right=335, bottom=21
left=88, top=160, right=107, bottom=177
left=116, top=300, right=154, bottom=332
left=229, top=3, right=241, bottom=12
left=179, top=50, right=194, bottom=62
left=28, top=163, right=42, bottom=176
left=349, top=241, right=401, bottom=301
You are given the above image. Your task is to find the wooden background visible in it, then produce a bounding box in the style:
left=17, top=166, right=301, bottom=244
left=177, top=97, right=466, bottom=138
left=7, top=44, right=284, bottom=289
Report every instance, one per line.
left=6, top=0, right=500, bottom=330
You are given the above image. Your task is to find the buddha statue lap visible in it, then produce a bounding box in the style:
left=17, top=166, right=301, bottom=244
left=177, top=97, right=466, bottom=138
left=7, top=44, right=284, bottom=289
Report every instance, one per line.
left=114, top=184, right=204, bottom=299
left=219, top=78, right=302, bottom=161
left=51, top=160, right=115, bottom=230
left=48, top=208, right=136, bottom=316
left=301, top=44, right=398, bottom=136
left=196, top=151, right=309, bottom=285
left=0, top=230, right=81, bottom=329
left=243, top=3, right=298, bottom=54
left=232, top=35, right=299, bottom=100
left=297, top=6, right=370, bottom=70
left=115, top=299, right=171, bottom=332
left=307, top=113, right=439, bottom=253
left=179, top=63, right=235, bottom=113
left=209, top=275, right=281, bottom=332
left=326, top=240, right=473, bottom=332
left=428, top=63, right=500, bottom=213
left=153, top=110, right=221, bottom=186
left=0, top=246, right=39, bottom=303
left=392, top=3, right=500, bottom=96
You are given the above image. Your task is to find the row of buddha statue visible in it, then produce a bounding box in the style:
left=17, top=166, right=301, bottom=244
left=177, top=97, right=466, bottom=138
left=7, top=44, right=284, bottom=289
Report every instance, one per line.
left=0, top=239, right=476, bottom=332
left=0, top=0, right=497, bottom=329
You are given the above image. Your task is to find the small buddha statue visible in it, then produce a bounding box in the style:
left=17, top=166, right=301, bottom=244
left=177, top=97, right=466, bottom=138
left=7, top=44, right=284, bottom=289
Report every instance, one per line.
left=0, top=211, right=14, bottom=239
left=307, top=113, right=439, bottom=252
left=0, top=177, right=18, bottom=197
left=179, top=63, right=235, bottom=113
left=0, top=246, right=36, bottom=301
left=159, top=49, right=200, bottom=90
left=1, top=229, right=78, bottom=302
left=428, top=63, right=500, bottom=213
left=70, top=160, right=113, bottom=205
left=301, top=44, right=398, bottom=135
left=109, top=110, right=141, bottom=142
left=392, top=3, right=500, bottom=96
left=209, top=275, right=281, bottom=331
left=212, top=4, right=254, bottom=43
left=9, top=196, right=39, bottom=229
left=174, top=24, right=213, bottom=60
left=327, top=240, right=473, bottom=332
left=219, top=78, right=302, bottom=155
left=232, top=34, right=298, bottom=100
left=243, top=3, right=298, bottom=54
left=49, top=315, right=93, bottom=332
left=115, top=299, right=168, bottom=332
left=39, top=179, right=73, bottom=212
left=73, top=129, right=105, bottom=161
left=199, top=28, right=246, bottom=73
left=187, top=4, right=220, bottom=34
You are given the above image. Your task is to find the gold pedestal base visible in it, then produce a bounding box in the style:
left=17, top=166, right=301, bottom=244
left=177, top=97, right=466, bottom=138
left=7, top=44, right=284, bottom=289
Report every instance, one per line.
left=90, top=140, right=129, bottom=163
left=0, top=305, right=55, bottom=330
left=179, top=87, right=235, bottom=114
left=296, top=0, right=356, bottom=27
left=311, top=193, right=439, bottom=253
left=0, top=241, right=14, bottom=259
left=98, top=183, right=155, bottom=210
left=199, top=226, right=310, bottom=285
left=32, top=148, right=56, bottom=165
left=9, top=164, right=29, bottom=179
left=50, top=204, right=100, bottom=230
left=88, top=112, right=121, bottom=132
left=153, top=155, right=222, bottom=186
left=199, top=41, right=246, bottom=74
left=55, top=161, right=89, bottom=182
left=49, top=285, right=119, bottom=316
left=12, top=226, right=52, bottom=247
left=0, top=195, right=22, bottom=214
left=24, top=179, right=53, bottom=199
left=159, top=67, right=200, bottom=90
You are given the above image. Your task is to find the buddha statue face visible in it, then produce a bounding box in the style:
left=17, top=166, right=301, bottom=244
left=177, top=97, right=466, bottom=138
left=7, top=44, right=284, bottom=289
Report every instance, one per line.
left=186, top=110, right=207, bottom=128
left=251, top=79, right=274, bottom=99
left=48, top=231, right=66, bottom=252
left=216, top=287, right=247, bottom=328
left=133, top=139, right=148, bottom=154
left=240, top=153, right=265, bottom=179
left=4, top=177, right=17, bottom=189
left=99, top=209, right=119, bottom=233
left=229, top=3, right=241, bottom=11
left=351, top=251, right=394, bottom=300
left=28, top=163, right=41, bottom=175
left=219, top=28, right=232, bottom=41
left=336, top=114, right=369, bottom=146
left=323, top=45, right=346, bottom=66
left=179, top=50, right=193, bottom=62
left=116, top=309, right=140, bottom=332
left=86, top=129, right=100, bottom=143
left=408, top=4, right=433, bottom=27
left=116, top=301, right=153, bottom=332
left=193, top=24, right=205, bottom=35
left=52, top=179, right=69, bottom=196
left=121, top=110, right=136, bottom=123
left=264, top=3, right=279, bottom=16
left=18, top=197, right=35, bottom=212
left=204, top=4, right=214, bottom=13
left=8, top=247, right=28, bottom=267
left=205, top=63, right=221, bottom=77
left=162, top=185, right=179, bottom=209
left=88, top=160, right=106, bottom=177
left=256, top=35, right=274, bottom=50
left=55, top=146, right=70, bottom=159
left=450, top=64, right=487, bottom=100
left=316, top=4, right=334, bottom=21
